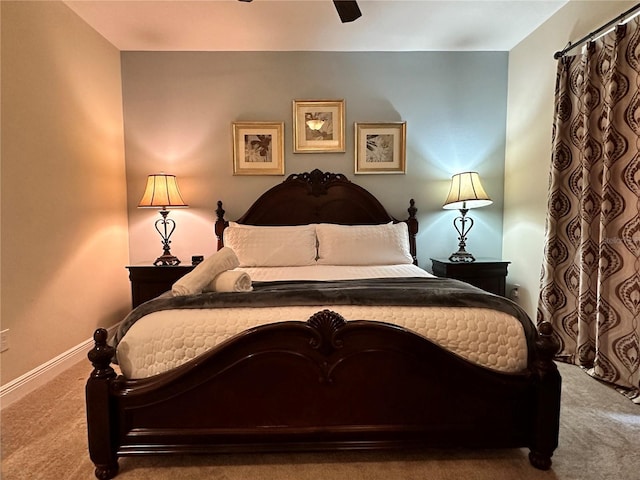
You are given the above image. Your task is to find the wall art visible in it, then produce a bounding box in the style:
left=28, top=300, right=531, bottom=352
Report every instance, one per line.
left=232, top=121, right=285, bottom=175
left=354, top=122, right=406, bottom=174
left=293, top=99, right=345, bottom=153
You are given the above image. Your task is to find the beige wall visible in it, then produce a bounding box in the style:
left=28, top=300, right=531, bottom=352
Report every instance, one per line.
left=503, top=1, right=637, bottom=317
left=1, top=1, right=130, bottom=384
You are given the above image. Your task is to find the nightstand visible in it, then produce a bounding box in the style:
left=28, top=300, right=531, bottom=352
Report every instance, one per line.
left=430, top=258, right=510, bottom=296
left=126, top=265, right=194, bottom=308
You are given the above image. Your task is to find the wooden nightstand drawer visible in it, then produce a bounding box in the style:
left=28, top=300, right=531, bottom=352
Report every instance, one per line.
left=126, top=265, right=194, bottom=308
left=430, top=258, right=510, bottom=296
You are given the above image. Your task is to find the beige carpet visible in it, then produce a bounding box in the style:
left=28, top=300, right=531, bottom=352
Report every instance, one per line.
left=1, top=361, right=639, bottom=480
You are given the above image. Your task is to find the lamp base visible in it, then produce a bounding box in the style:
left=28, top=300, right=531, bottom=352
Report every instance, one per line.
left=448, top=208, right=476, bottom=263
left=152, top=210, right=181, bottom=266
left=153, top=253, right=181, bottom=266
left=449, top=250, right=475, bottom=263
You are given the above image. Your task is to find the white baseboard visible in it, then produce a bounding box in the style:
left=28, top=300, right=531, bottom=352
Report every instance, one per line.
left=0, top=325, right=118, bottom=410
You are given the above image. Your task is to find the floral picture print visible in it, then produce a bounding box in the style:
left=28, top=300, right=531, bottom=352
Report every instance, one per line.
left=354, top=122, right=406, bottom=174
left=232, top=122, right=284, bottom=175
left=293, top=100, right=345, bottom=153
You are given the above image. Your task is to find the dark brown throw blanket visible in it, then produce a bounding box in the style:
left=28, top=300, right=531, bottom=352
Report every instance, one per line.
left=113, top=277, right=537, bottom=364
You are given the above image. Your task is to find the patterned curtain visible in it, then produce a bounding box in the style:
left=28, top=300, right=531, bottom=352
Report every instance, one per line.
left=538, top=19, right=640, bottom=403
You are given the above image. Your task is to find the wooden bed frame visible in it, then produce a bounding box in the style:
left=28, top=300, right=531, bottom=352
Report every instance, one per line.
left=86, top=169, right=561, bottom=479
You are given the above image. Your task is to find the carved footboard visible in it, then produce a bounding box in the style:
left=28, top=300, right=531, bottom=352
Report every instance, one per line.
left=86, top=312, right=560, bottom=480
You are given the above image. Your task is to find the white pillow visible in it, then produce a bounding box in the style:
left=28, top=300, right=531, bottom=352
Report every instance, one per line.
left=316, top=223, right=413, bottom=266
left=223, top=223, right=317, bottom=267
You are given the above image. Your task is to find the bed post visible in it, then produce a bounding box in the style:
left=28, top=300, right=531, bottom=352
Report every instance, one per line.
left=86, top=329, right=119, bottom=479
left=215, top=200, right=228, bottom=251
left=406, top=199, right=418, bottom=265
left=528, top=321, right=561, bottom=470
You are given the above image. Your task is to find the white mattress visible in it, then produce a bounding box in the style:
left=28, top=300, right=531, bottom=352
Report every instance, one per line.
left=116, top=265, right=528, bottom=379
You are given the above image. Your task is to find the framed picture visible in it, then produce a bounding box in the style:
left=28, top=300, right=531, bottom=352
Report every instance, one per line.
left=354, top=122, right=407, bottom=174
left=293, top=99, right=345, bottom=153
left=232, top=121, right=285, bottom=175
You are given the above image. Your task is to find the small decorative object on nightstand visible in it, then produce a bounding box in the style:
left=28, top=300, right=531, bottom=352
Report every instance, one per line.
left=442, top=172, right=492, bottom=263
left=138, top=173, right=188, bottom=266
left=126, top=264, right=194, bottom=308
left=430, top=258, right=510, bottom=296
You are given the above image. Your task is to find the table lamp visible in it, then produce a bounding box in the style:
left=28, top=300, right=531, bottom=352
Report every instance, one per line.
left=138, top=173, right=188, bottom=266
left=443, top=172, right=492, bottom=262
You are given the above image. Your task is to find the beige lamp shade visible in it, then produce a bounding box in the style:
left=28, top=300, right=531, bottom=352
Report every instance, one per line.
left=138, top=174, right=188, bottom=209
left=443, top=172, right=492, bottom=210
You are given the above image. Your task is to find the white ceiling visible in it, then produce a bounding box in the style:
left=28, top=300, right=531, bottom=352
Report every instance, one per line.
left=64, top=0, right=568, bottom=52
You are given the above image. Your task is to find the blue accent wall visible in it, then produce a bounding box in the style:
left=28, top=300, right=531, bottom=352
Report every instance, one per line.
left=122, top=51, right=508, bottom=268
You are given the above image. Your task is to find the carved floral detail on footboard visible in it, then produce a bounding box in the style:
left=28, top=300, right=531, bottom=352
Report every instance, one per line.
left=307, top=309, right=346, bottom=356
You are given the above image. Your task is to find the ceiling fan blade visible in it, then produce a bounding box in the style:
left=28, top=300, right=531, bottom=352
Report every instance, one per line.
left=333, top=0, right=362, bottom=23
left=239, top=0, right=361, bottom=24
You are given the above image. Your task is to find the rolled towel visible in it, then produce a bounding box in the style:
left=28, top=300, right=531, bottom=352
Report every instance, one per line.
left=172, top=247, right=240, bottom=296
left=206, top=270, right=253, bottom=292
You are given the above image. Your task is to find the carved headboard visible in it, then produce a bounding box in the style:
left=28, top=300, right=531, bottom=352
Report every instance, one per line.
left=215, top=169, right=418, bottom=264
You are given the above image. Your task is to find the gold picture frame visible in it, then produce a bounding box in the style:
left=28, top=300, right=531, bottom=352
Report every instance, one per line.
left=232, top=121, right=285, bottom=175
left=354, top=122, right=407, bottom=174
left=293, top=99, right=345, bottom=153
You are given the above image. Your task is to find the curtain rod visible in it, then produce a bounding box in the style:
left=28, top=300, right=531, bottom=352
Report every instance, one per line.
left=553, top=2, right=640, bottom=59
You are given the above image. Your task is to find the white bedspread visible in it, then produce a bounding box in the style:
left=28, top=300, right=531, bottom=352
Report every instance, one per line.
left=116, top=265, right=528, bottom=379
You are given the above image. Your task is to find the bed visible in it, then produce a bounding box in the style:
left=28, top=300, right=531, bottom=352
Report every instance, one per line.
left=86, top=169, right=561, bottom=480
